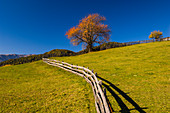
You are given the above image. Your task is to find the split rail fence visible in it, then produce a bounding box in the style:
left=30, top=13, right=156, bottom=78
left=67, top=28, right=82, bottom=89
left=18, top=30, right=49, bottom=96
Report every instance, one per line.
left=43, top=58, right=111, bottom=113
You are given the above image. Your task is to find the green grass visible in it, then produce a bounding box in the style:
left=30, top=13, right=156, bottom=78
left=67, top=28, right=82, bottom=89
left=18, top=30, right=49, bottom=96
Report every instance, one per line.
left=0, top=61, right=95, bottom=112
left=0, top=41, right=169, bottom=112
left=51, top=41, right=170, bottom=112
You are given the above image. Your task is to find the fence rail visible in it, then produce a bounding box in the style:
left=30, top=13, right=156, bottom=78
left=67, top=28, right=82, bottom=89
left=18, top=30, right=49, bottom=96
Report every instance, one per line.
left=42, top=58, right=111, bottom=113
left=123, top=37, right=170, bottom=46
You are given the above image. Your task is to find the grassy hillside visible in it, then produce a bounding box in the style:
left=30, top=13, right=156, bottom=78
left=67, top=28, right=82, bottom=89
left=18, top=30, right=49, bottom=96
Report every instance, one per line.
left=0, top=41, right=169, bottom=112
left=51, top=41, right=170, bottom=112
left=0, top=61, right=95, bottom=112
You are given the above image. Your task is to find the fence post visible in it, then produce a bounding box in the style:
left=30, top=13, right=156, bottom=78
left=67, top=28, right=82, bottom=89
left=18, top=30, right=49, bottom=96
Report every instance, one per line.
left=83, top=66, right=85, bottom=76
left=99, top=80, right=102, bottom=86
left=92, top=69, right=94, bottom=73
left=103, top=87, right=106, bottom=95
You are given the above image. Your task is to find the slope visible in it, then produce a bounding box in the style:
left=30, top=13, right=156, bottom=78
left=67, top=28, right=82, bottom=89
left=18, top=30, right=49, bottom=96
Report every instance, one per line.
left=51, top=41, right=170, bottom=112
left=0, top=41, right=169, bottom=112
left=0, top=61, right=95, bottom=112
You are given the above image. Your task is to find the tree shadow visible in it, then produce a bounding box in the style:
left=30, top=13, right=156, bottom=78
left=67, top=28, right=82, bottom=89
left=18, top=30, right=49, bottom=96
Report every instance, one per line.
left=97, top=75, right=148, bottom=113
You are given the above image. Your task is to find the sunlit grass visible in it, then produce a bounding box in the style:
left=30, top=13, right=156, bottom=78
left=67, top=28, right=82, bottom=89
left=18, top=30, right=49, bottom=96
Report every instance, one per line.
left=0, top=61, right=95, bottom=112
left=52, top=41, right=170, bottom=112
left=0, top=41, right=169, bottom=112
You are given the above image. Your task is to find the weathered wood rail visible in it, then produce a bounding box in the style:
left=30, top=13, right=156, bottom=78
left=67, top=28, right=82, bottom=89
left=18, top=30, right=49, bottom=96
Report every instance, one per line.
left=42, top=58, right=111, bottom=113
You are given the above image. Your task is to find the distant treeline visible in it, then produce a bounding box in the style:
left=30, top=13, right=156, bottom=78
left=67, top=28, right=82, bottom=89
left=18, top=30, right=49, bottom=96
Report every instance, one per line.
left=77, top=42, right=126, bottom=54
left=1, top=39, right=167, bottom=67
left=0, top=42, right=126, bottom=67
left=0, top=49, right=75, bottom=67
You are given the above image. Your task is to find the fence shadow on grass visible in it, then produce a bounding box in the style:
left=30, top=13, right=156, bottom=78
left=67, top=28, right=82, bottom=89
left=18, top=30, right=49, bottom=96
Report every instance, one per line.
left=96, top=75, right=148, bottom=113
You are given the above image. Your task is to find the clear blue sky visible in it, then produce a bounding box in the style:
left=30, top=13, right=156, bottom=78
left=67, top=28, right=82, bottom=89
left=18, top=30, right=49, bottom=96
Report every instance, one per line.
left=0, top=0, right=169, bottom=54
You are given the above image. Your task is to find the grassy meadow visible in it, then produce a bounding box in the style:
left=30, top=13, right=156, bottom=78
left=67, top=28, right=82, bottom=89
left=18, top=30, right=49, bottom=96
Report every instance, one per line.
left=51, top=41, right=170, bottom=112
left=0, top=41, right=169, bottom=112
left=0, top=61, right=95, bottom=112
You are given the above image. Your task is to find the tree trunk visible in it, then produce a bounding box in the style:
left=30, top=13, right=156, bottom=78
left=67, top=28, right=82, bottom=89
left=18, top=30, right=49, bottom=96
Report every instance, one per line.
left=87, top=43, right=93, bottom=52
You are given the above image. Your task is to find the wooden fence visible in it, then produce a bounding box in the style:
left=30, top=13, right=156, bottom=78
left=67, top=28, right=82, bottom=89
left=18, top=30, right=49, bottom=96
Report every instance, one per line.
left=123, top=39, right=157, bottom=46
left=123, top=37, right=170, bottom=46
left=42, top=58, right=111, bottom=113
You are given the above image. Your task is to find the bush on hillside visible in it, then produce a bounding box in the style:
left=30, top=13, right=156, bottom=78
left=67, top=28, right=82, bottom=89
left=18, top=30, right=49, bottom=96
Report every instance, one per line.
left=43, top=49, right=76, bottom=58
left=93, top=42, right=126, bottom=51
left=76, top=42, right=126, bottom=55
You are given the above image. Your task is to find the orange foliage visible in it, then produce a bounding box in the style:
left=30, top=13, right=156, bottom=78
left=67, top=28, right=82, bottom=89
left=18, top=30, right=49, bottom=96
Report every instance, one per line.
left=65, top=13, right=111, bottom=52
left=149, top=30, right=163, bottom=39
left=2, top=64, right=11, bottom=67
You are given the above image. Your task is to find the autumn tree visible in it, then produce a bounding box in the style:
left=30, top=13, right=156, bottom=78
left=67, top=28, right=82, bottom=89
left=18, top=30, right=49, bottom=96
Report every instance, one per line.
left=65, top=14, right=111, bottom=52
left=149, top=30, right=163, bottom=40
